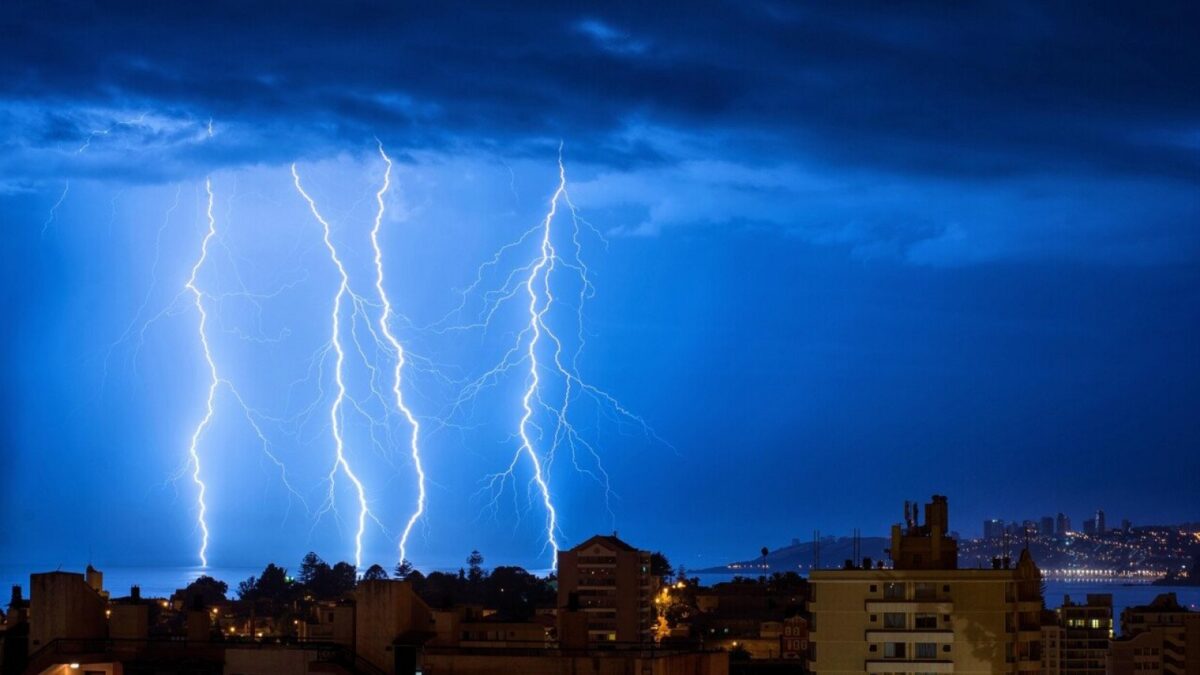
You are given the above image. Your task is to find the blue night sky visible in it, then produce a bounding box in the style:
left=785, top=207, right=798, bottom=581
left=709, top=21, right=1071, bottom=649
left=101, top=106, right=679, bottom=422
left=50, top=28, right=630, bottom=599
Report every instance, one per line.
left=1, top=2, right=1198, bottom=575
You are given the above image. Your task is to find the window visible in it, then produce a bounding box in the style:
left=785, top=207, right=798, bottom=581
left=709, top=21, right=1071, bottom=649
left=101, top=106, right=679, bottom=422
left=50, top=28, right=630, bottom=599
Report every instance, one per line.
left=870, top=584, right=878, bottom=593
left=884, top=613, right=907, bottom=629
left=916, top=643, right=937, bottom=659
left=884, top=582, right=905, bottom=599
left=942, top=645, right=951, bottom=653
left=869, top=644, right=878, bottom=652
left=884, top=642, right=906, bottom=659
left=915, top=614, right=937, bottom=629
left=914, top=582, right=935, bottom=600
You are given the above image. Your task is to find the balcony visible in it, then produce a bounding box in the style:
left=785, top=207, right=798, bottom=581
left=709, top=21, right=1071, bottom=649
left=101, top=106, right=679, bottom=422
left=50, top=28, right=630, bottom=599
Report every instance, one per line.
left=866, top=660, right=954, bottom=673
left=866, top=630, right=954, bottom=644
left=866, top=600, right=953, bottom=613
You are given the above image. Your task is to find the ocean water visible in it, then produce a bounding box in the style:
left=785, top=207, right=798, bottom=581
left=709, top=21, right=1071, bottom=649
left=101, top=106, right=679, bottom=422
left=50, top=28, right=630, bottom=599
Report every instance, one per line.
left=0, top=565, right=261, bottom=599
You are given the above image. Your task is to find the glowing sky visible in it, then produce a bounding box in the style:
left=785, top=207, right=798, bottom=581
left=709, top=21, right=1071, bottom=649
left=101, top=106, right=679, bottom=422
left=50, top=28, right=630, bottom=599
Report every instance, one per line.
left=1, top=1, right=1198, bottom=573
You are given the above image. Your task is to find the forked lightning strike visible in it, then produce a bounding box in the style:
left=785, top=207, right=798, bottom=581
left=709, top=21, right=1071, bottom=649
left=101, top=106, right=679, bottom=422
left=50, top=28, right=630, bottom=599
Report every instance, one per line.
left=445, top=147, right=662, bottom=570
left=292, top=164, right=373, bottom=570
left=368, top=143, right=428, bottom=565
left=183, top=179, right=307, bottom=567
left=183, top=179, right=219, bottom=567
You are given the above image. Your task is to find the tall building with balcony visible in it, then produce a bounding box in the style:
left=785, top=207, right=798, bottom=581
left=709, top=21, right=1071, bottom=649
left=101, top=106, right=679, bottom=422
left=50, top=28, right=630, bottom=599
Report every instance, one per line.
left=1108, top=593, right=1200, bottom=675
left=808, top=495, right=1044, bottom=675
left=1055, top=594, right=1111, bottom=675
left=556, top=534, right=656, bottom=644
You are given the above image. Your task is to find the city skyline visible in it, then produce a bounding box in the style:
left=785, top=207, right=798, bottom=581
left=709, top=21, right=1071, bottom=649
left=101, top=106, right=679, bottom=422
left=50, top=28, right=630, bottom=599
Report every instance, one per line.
left=3, top=1, right=1199, bottom=573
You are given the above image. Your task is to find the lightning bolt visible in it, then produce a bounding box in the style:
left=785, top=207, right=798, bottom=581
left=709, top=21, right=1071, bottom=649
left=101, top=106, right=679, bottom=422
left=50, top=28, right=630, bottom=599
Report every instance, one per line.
left=40, top=182, right=70, bottom=237
left=180, top=178, right=308, bottom=567
left=440, top=145, right=663, bottom=570
left=292, top=164, right=372, bottom=570
left=509, top=157, right=568, bottom=565
left=183, top=178, right=219, bottom=567
left=368, top=143, right=428, bottom=565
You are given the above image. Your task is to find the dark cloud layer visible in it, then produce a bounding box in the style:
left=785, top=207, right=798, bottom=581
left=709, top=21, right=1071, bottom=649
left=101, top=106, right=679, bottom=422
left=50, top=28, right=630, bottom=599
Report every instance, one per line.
left=3, top=1, right=1198, bottom=180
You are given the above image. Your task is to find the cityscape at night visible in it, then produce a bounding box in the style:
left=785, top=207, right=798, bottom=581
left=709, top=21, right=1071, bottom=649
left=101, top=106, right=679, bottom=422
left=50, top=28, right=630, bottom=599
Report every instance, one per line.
left=2, top=1, right=1199, bottom=674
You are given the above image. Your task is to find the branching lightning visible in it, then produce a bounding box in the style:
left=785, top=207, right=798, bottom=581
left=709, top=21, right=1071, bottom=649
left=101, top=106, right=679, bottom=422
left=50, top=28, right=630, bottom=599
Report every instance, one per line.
left=180, top=178, right=308, bottom=567
left=292, top=164, right=373, bottom=570
left=367, top=143, right=428, bottom=565
left=83, top=136, right=651, bottom=571
left=183, top=179, right=219, bottom=567
left=441, top=146, right=663, bottom=569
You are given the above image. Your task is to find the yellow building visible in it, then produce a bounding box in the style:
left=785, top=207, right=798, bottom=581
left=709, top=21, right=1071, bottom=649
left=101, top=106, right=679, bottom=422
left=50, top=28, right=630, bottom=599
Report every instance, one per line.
left=1107, top=593, right=1200, bottom=675
left=808, top=496, right=1044, bottom=675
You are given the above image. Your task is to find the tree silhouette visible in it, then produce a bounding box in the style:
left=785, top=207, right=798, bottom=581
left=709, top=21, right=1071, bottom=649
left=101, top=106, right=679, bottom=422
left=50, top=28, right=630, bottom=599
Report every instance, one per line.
left=178, top=575, right=227, bottom=608
left=362, top=564, right=388, bottom=581
left=650, top=552, right=673, bottom=580
left=394, top=559, right=414, bottom=580
left=466, top=550, right=485, bottom=583
left=299, top=552, right=328, bottom=586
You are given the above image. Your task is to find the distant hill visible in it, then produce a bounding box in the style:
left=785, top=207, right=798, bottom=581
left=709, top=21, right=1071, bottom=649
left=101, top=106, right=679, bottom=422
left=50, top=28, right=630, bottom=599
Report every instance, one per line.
left=696, top=537, right=890, bottom=574
left=699, top=527, right=1199, bottom=577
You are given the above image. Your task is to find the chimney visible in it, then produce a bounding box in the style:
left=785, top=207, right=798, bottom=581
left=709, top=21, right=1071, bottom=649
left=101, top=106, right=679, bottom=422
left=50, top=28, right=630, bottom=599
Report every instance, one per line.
left=85, top=565, right=104, bottom=594
left=131, top=585, right=141, bottom=601
left=9, top=585, right=20, bottom=606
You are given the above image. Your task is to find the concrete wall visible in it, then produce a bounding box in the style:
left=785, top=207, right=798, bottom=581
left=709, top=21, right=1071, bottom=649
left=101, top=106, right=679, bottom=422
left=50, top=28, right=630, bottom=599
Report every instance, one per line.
left=224, top=647, right=318, bottom=675
left=108, top=604, right=149, bottom=640
left=354, top=580, right=432, bottom=674
left=29, top=572, right=107, bottom=651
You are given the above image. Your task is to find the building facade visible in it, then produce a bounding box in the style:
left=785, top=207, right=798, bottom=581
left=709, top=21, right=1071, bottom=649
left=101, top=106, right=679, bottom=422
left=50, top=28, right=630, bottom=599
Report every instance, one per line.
left=1056, top=594, right=1111, bottom=675
left=1108, top=593, right=1200, bottom=675
left=557, top=534, right=656, bottom=644
left=808, top=495, right=1044, bottom=675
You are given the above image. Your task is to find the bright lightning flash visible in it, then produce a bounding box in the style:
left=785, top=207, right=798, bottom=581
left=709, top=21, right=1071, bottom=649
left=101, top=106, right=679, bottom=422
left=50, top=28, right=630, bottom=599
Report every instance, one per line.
left=368, top=144, right=428, bottom=565
left=442, top=147, right=662, bottom=570
left=182, top=179, right=308, bottom=567
left=292, top=165, right=374, bottom=570
left=183, top=179, right=220, bottom=567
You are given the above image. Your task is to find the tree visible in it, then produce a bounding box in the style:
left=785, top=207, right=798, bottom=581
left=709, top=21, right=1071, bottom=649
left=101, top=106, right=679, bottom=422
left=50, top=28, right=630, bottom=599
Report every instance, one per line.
left=484, top=566, right=554, bottom=619
left=329, top=562, right=358, bottom=596
left=363, top=564, right=388, bottom=581
left=674, top=565, right=689, bottom=585
left=256, top=564, right=291, bottom=602
left=299, top=552, right=327, bottom=586
left=236, top=563, right=296, bottom=613
left=650, top=552, right=673, bottom=580
left=466, top=550, right=485, bottom=583
left=394, top=559, right=414, bottom=580
left=178, top=575, right=228, bottom=609
left=236, top=576, right=258, bottom=601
